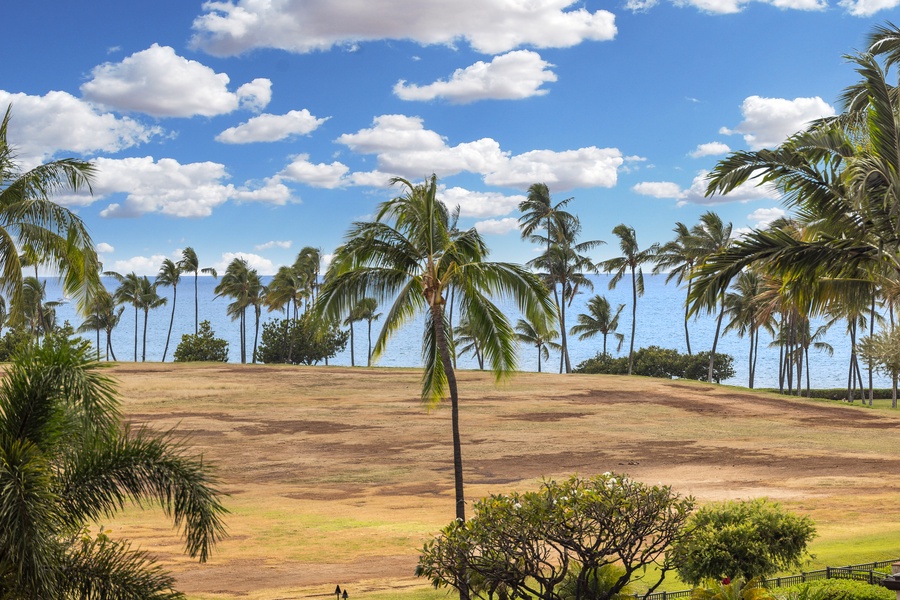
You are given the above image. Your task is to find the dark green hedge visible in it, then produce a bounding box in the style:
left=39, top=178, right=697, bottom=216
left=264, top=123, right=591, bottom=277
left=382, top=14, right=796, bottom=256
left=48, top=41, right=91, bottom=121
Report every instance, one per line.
left=574, top=346, right=735, bottom=383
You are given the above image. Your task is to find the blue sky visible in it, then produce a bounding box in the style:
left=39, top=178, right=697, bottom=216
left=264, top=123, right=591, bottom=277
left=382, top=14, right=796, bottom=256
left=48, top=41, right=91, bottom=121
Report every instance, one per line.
left=1, top=0, right=894, bottom=275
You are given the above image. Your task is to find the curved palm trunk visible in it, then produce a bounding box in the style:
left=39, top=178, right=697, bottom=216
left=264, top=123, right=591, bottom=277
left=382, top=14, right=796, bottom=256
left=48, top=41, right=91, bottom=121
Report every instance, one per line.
left=162, top=285, right=177, bottom=362
left=430, top=300, right=469, bottom=600
left=252, top=307, right=260, bottom=364
left=367, top=319, right=373, bottom=367
left=628, top=266, right=637, bottom=375
left=133, top=305, right=139, bottom=362
left=106, top=329, right=117, bottom=361
left=142, top=308, right=149, bottom=362
left=684, top=275, right=693, bottom=355
left=349, top=321, right=355, bottom=367
left=708, top=296, right=725, bottom=383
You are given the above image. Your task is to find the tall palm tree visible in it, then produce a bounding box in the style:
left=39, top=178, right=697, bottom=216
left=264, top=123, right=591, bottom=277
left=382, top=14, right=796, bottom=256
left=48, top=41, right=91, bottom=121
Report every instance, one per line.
left=0, top=339, right=226, bottom=598
left=214, top=257, right=260, bottom=364
left=355, top=297, right=381, bottom=367
left=570, top=294, right=626, bottom=357
left=601, top=224, right=658, bottom=375
left=317, top=174, right=555, bottom=533
left=654, top=222, right=701, bottom=354
left=455, top=317, right=485, bottom=370
left=294, top=246, right=322, bottom=311
left=179, top=247, right=218, bottom=334
left=16, top=275, right=58, bottom=337
left=137, top=276, right=166, bottom=362
left=528, top=217, right=602, bottom=373
left=156, top=258, right=182, bottom=362
left=0, top=105, right=101, bottom=324
left=691, top=212, right=733, bottom=383
left=515, top=316, right=561, bottom=373
left=108, top=271, right=142, bottom=362
left=249, top=272, right=265, bottom=364
left=77, top=287, right=123, bottom=361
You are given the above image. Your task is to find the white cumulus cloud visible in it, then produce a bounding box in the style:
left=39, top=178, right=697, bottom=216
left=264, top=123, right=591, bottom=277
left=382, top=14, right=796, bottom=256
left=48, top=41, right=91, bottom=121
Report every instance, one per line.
left=473, top=217, right=520, bottom=235
left=672, top=0, right=825, bottom=13
left=110, top=254, right=171, bottom=276
left=280, top=154, right=350, bottom=188
left=215, top=252, right=276, bottom=275
left=632, top=181, right=684, bottom=198
left=191, top=0, right=616, bottom=56
left=96, top=242, right=115, bottom=254
left=747, top=207, right=786, bottom=228
left=484, top=147, right=622, bottom=190
left=394, top=51, right=557, bottom=103
left=721, top=96, right=835, bottom=150
left=440, top=187, right=526, bottom=218
left=677, top=171, right=780, bottom=206
left=216, top=109, right=329, bottom=143
left=839, top=0, right=900, bottom=14
left=0, top=90, right=161, bottom=168
left=689, top=141, right=731, bottom=158
left=81, top=44, right=271, bottom=117
left=255, top=240, right=293, bottom=251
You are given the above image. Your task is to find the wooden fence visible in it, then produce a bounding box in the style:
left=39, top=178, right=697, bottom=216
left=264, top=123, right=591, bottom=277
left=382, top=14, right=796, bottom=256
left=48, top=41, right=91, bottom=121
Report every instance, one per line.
left=634, top=559, right=900, bottom=600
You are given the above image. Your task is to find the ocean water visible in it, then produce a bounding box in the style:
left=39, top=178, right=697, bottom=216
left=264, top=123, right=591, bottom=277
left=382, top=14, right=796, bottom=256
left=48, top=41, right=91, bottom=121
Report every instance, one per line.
left=42, top=274, right=888, bottom=390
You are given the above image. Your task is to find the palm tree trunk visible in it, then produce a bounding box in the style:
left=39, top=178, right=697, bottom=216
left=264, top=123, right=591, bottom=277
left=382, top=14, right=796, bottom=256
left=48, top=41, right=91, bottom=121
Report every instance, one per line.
left=628, top=266, right=637, bottom=376
left=805, top=346, right=811, bottom=398
left=537, top=344, right=542, bottom=373
left=107, top=329, right=117, bottom=361
left=194, top=272, right=199, bottom=334
left=133, top=305, right=139, bottom=362
left=142, top=308, right=149, bottom=362
left=778, top=316, right=785, bottom=393
left=747, top=328, right=754, bottom=388
left=163, top=286, right=177, bottom=362
left=684, top=277, right=693, bottom=355
left=96, top=325, right=101, bottom=361
left=252, top=307, right=260, bottom=364
left=708, top=297, right=725, bottom=383
left=893, top=373, right=898, bottom=409
left=561, top=292, right=571, bottom=373
left=349, top=320, right=355, bottom=367
left=553, top=284, right=564, bottom=374
left=868, top=293, right=876, bottom=406
left=367, top=319, right=373, bottom=367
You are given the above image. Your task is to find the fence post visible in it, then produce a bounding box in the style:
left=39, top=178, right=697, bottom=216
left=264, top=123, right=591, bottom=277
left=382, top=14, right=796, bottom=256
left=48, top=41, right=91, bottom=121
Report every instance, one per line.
left=827, top=567, right=831, bottom=580
left=801, top=572, right=806, bottom=583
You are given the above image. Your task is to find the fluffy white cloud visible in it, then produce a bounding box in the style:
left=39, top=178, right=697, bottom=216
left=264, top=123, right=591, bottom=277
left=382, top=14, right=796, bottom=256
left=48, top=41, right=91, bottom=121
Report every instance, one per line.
left=337, top=114, right=622, bottom=190
left=689, top=141, right=731, bottom=158
left=484, top=147, right=622, bottom=189
left=721, top=96, right=835, bottom=150
left=214, top=252, right=276, bottom=275
left=255, top=240, right=292, bottom=250
left=0, top=90, right=161, bottom=167
left=81, top=44, right=271, bottom=117
left=632, top=181, right=684, bottom=198
left=96, top=242, right=115, bottom=254
left=440, top=187, right=525, bottom=218
left=632, top=171, right=780, bottom=205
left=192, top=0, right=616, bottom=56
left=839, top=0, right=900, bottom=14
left=394, top=51, right=557, bottom=103
left=216, top=109, right=328, bottom=143
left=473, top=217, right=520, bottom=235
left=672, top=0, right=824, bottom=13
left=83, top=156, right=291, bottom=218
left=747, top=206, right=786, bottom=228
left=280, top=154, right=350, bottom=188
left=110, top=254, right=171, bottom=276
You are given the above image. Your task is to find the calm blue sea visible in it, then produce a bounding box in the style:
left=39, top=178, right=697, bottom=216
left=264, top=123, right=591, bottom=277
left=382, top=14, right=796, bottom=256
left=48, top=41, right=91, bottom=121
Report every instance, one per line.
left=42, top=274, right=887, bottom=390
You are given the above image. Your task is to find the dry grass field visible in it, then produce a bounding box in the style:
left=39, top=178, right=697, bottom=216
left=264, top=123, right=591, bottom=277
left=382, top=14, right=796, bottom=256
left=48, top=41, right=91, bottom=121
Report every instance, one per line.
left=102, top=362, right=900, bottom=599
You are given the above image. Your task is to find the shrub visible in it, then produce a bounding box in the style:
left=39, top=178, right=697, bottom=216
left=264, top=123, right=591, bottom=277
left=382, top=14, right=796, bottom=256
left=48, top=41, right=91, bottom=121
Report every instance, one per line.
left=558, top=564, right=634, bottom=600
left=254, top=313, right=348, bottom=365
left=0, top=327, right=33, bottom=361
left=174, top=320, right=229, bottom=362
left=776, top=580, right=894, bottom=600
left=575, top=346, right=735, bottom=382
left=672, top=498, right=815, bottom=585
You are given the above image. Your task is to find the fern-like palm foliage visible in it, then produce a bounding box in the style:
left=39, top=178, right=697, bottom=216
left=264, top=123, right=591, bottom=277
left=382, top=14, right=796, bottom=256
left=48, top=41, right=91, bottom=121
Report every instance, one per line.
left=317, top=175, right=555, bottom=523
left=0, top=339, right=227, bottom=599
left=0, top=105, right=101, bottom=324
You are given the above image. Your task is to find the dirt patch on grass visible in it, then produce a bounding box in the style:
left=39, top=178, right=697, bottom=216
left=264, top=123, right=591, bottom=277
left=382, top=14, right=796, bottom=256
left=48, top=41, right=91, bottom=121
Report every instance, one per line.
left=102, top=364, right=900, bottom=599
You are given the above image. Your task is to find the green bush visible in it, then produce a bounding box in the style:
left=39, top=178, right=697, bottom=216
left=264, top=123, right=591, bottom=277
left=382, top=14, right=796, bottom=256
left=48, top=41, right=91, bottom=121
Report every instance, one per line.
left=254, top=313, right=348, bottom=365
left=0, top=327, right=33, bottom=361
left=776, top=579, right=894, bottom=600
left=558, top=564, right=634, bottom=600
left=575, top=346, right=735, bottom=382
left=174, top=321, right=229, bottom=362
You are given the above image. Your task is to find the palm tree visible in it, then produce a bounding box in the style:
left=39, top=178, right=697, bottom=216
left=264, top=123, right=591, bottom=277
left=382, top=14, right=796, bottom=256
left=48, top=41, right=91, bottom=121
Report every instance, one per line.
left=294, top=246, right=322, bottom=309
left=0, top=105, right=101, bottom=324
left=317, top=174, right=555, bottom=533
left=528, top=217, right=602, bottom=373
left=455, top=317, right=486, bottom=370
left=355, top=297, right=381, bottom=367
left=77, top=287, right=124, bottom=361
left=654, top=222, right=701, bottom=354
left=515, top=316, right=561, bottom=373
left=601, top=224, right=658, bottom=375
left=570, top=294, right=626, bottom=357
left=691, top=212, right=734, bottom=383
left=108, top=272, right=142, bottom=362
left=0, top=338, right=226, bottom=598
left=249, top=272, right=265, bottom=364
left=137, top=276, right=166, bottom=362
left=214, top=257, right=260, bottom=364
left=16, top=275, right=58, bottom=337
left=156, top=258, right=182, bottom=362
left=179, top=247, right=218, bottom=334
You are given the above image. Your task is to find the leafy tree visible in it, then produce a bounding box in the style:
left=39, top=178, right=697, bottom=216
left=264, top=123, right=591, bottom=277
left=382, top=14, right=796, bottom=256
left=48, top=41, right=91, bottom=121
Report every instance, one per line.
left=108, top=271, right=143, bottom=362
left=417, top=473, right=693, bottom=600
left=178, top=247, right=217, bottom=335
left=356, top=297, right=381, bottom=367
left=0, top=105, right=101, bottom=324
left=672, top=498, right=815, bottom=585
left=0, top=326, right=32, bottom=361
left=137, top=276, right=166, bottom=362
left=77, top=286, right=124, bottom=361
left=214, top=258, right=263, bottom=364
left=601, top=225, right=658, bottom=375
left=156, top=258, right=182, bottom=362
left=655, top=222, right=702, bottom=355
left=173, top=320, right=229, bottom=362
left=318, top=174, right=555, bottom=533
left=570, top=294, right=625, bottom=357
left=254, top=313, right=348, bottom=365
left=691, top=212, right=734, bottom=384
left=693, top=578, right=774, bottom=600
left=0, top=337, right=227, bottom=598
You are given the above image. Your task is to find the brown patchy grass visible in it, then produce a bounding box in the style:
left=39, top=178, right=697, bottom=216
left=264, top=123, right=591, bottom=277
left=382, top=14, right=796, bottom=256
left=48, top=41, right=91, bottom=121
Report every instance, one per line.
left=101, top=363, right=900, bottom=599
